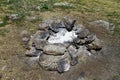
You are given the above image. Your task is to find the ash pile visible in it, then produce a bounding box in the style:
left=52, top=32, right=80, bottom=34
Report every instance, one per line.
left=23, top=17, right=102, bottom=73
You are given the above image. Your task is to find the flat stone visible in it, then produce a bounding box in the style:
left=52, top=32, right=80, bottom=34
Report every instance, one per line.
left=90, top=20, right=115, bottom=31
left=48, top=23, right=65, bottom=33
left=43, top=44, right=66, bottom=55
left=39, top=54, right=63, bottom=71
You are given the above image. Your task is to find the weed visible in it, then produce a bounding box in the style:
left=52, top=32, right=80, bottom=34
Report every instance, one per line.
left=0, top=29, right=9, bottom=37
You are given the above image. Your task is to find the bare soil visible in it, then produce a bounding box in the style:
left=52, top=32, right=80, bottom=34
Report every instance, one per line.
left=0, top=11, right=120, bottom=80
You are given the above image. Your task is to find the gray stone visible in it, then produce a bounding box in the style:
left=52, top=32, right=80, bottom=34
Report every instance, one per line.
left=39, top=54, right=59, bottom=70
left=35, top=6, right=41, bottom=11
left=22, top=37, right=29, bottom=42
left=25, top=16, right=39, bottom=21
left=77, top=46, right=91, bottom=57
left=57, top=58, right=70, bottom=73
left=86, top=36, right=102, bottom=50
left=76, top=28, right=90, bottom=39
left=90, top=20, right=115, bottom=31
left=39, top=53, right=68, bottom=71
left=20, top=30, right=30, bottom=37
left=73, top=38, right=86, bottom=45
left=68, top=45, right=78, bottom=58
left=90, top=50, right=97, bottom=54
left=49, top=22, right=65, bottom=33
left=0, top=21, right=3, bottom=25
left=70, top=58, right=78, bottom=66
left=39, top=19, right=62, bottom=30
left=43, top=44, right=67, bottom=55
left=7, top=14, right=19, bottom=21
left=72, top=24, right=85, bottom=31
left=54, top=2, right=74, bottom=8
left=25, top=56, right=40, bottom=67
left=63, top=16, right=76, bottom=31
left=33, top=39, right=47, bottom=50
left=33, top=31, right=49, bottom=40
left=25, top=46, right=42, bottom=57
left=85, top=34, right=95, bottom=43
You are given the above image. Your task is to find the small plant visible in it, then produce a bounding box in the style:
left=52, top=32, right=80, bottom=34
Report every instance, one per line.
left=40, top=0, right=55, bottom=11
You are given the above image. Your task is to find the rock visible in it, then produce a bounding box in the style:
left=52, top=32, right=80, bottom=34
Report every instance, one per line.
left=33, top=39, right=47, bottom=50
left=22, top=37, right=30, bottom=43
left=25, top=56, right=40, bottom=67
left=39, top=19, right=61, bottom=30
left=73, top=24, right=85, bottom=31
left=70, top=58, right=78, bottom=66
left=43, top=44, right=66, bottom=55
left=48, top=22, right=65, bottom=33
left=73, top=38, right=86, bottom=45
left=39, top=54, right=62, bottom=71
left=90, top=50, right=97, bottom=54
left=31, top=31, right=49, bottom=49
left=25, top=46, right=42, bottom=57
left=25, top=16, right=39, bottom=22
left=57, top=59, right=70, bottom=73
left=33, top=31, right=49, bottom=40
left=23, top=17, right=103, bottom=73
left=63, top=16, right=76, bottom=31
left=85, top=34, right=95, bottom=43
left=75, top=72, right=86, bottom=80
left=90, top=20, right=115, bottom=31
left=86, top=36, right=102, bottom=50
left=20, top=30, right=30, bottom=37
left=67, top=45, right=79, bottom=66
left=77, top=46, right=92, bottom=57
left=0, top=21, right=3, bottom=25
left=68, top=45, right=78, bottom=59
left=39, top=52, right=70, bottom=70
left=54, top=2, right=74, bottom=8
left=35, top=6, right=41, bottom=11
left=7, top=14, right=19, bottom=21
left=76, top=28, right=90, bottom=39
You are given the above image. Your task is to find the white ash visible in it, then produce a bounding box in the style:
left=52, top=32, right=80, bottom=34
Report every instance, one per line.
left=48, top=29, right=77, bottom=44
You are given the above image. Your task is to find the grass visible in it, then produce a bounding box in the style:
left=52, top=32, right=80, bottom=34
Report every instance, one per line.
left=0, top=0, right=120, bottom=33
left=0, top=0, right=120, bottom=80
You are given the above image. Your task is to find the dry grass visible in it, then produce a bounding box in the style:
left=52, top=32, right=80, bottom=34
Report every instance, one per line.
left=0, top=0, right=120, bottom=80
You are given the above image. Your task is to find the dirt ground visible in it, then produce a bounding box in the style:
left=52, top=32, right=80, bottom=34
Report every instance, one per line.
left=0, top=11, right=120, bottom=80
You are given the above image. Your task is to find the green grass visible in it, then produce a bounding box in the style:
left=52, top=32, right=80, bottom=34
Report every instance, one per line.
left=0, top=0, right=120, bottom=34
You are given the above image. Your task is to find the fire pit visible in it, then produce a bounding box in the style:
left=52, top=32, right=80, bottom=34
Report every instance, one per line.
left=24, top=17, right=102, bottom=73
